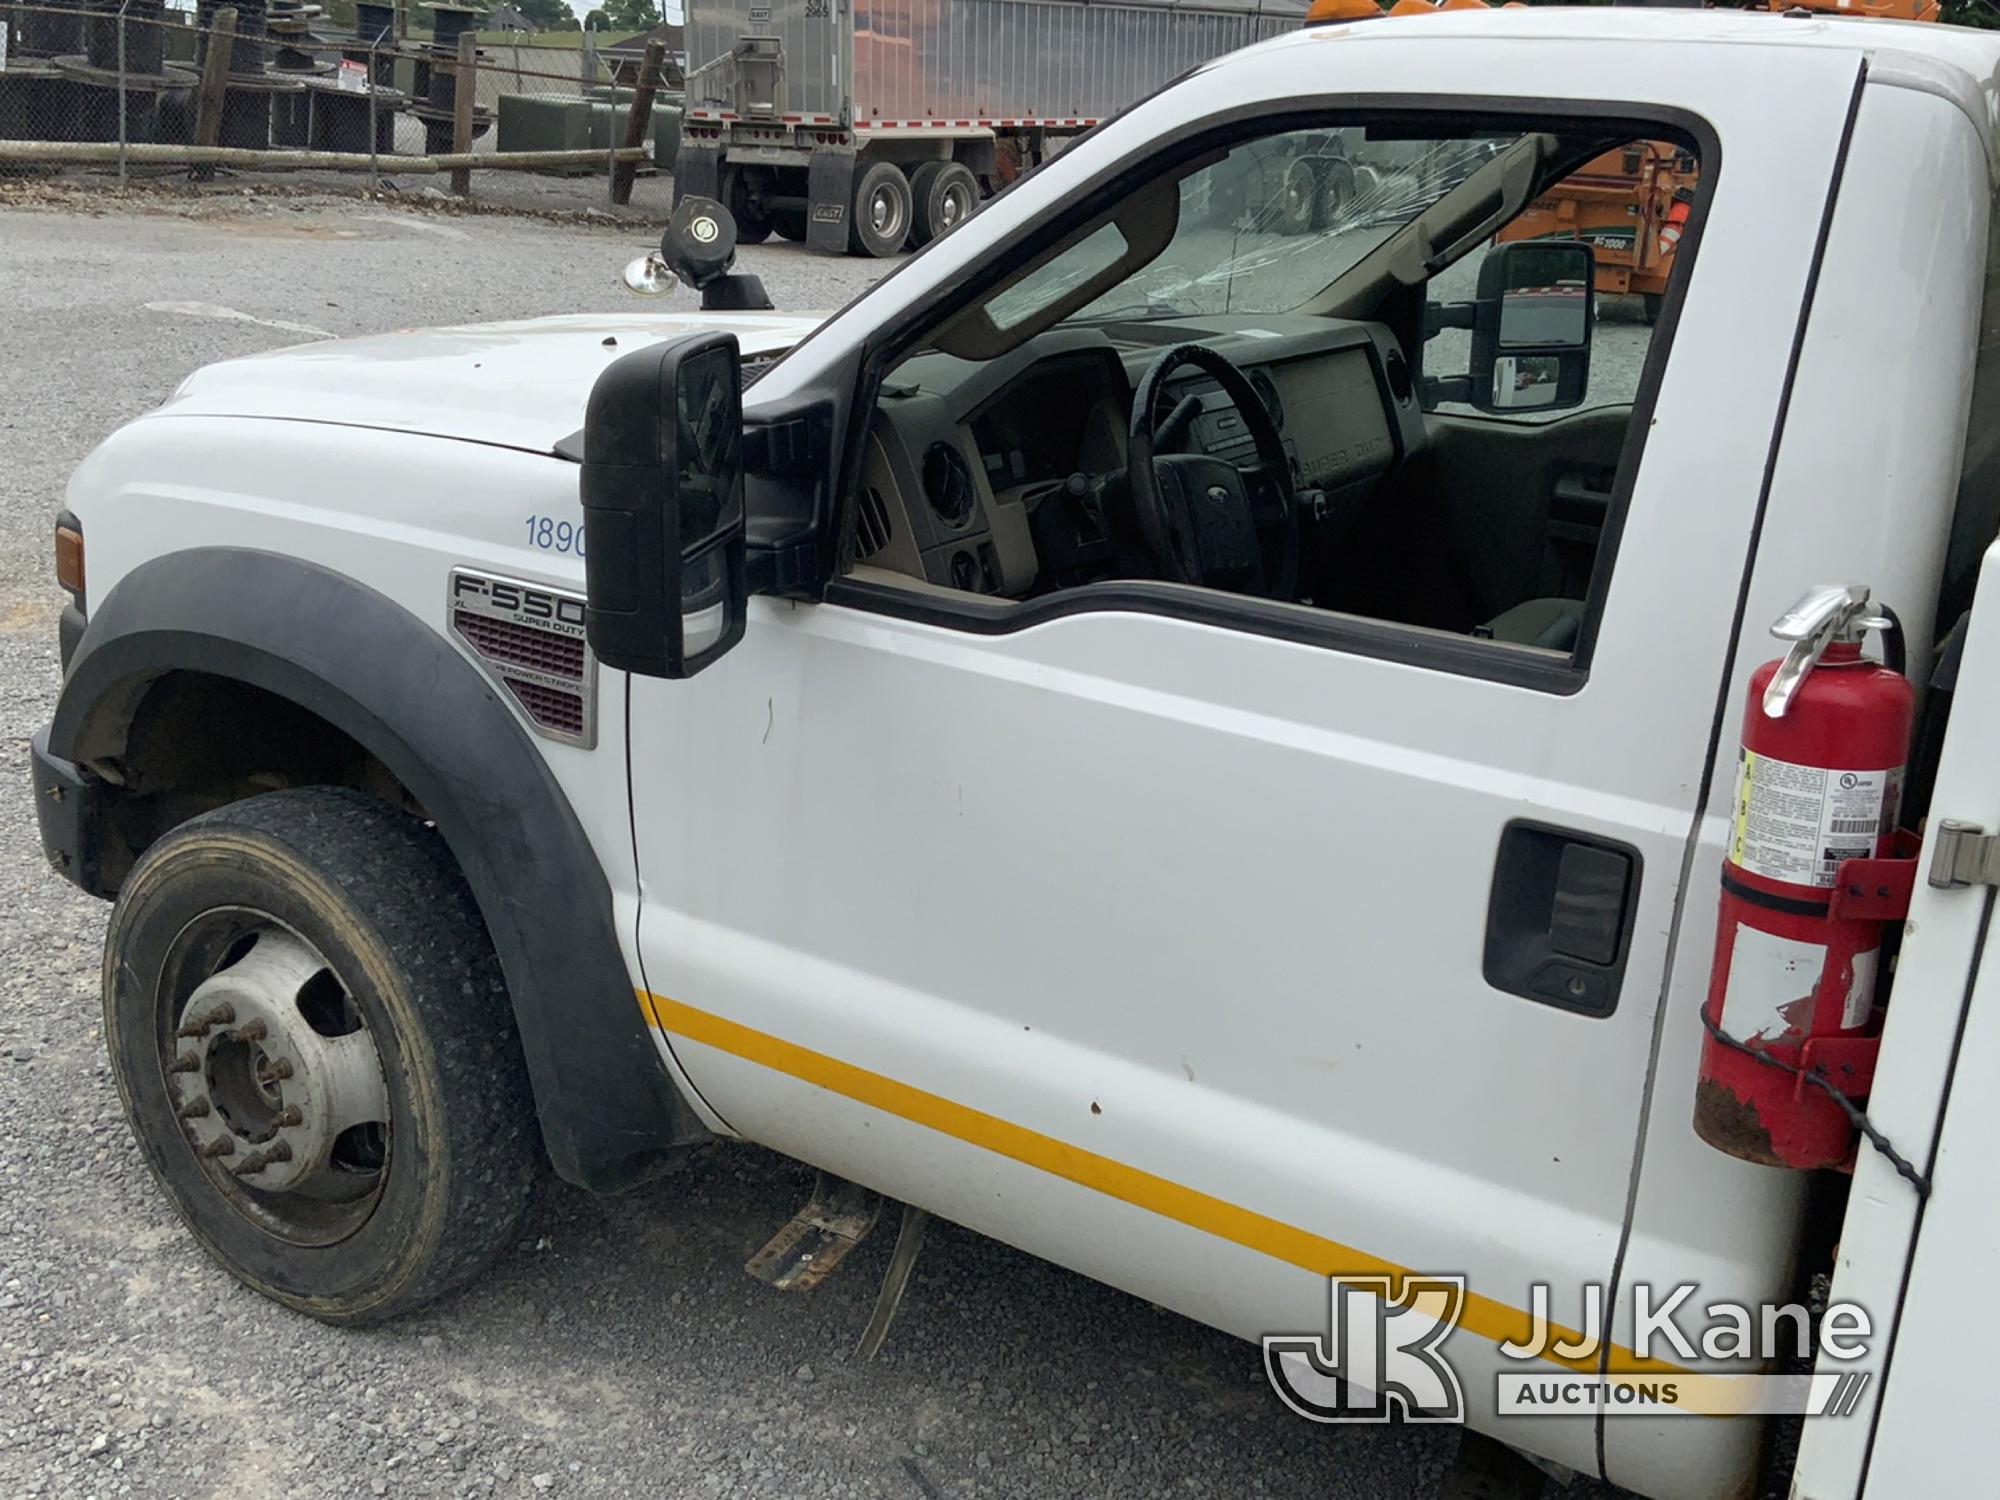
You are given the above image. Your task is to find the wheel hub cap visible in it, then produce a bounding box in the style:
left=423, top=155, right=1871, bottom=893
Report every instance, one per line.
left=871, top=188, right=898, bottom=236
left=169, top=931, right=388, bottom=1198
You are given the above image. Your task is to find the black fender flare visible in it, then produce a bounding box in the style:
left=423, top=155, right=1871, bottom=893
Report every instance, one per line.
left=50, top=548, right=703, bottom=1192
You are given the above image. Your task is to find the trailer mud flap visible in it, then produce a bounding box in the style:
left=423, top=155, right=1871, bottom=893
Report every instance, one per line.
left=809, top=146, right=858, bottom=256
left=674, top=143, right=720, bottom=209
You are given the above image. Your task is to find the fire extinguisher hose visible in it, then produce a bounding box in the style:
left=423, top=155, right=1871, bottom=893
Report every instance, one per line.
left=1698, top=1006, right=1931, bottom=1197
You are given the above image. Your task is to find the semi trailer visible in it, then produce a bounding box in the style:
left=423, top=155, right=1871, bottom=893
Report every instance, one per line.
left=674, top=0, right=1310, bottom=256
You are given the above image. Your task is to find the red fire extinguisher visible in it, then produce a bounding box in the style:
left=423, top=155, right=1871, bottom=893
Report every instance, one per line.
left=1693, top=584, right=1915, bottom=1170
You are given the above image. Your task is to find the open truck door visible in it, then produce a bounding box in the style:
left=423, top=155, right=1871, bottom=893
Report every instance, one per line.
left=1791, top=534, right=2000, bottom=1498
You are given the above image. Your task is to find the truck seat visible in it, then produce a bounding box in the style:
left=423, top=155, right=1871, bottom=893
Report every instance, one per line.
left=1484, top=597, right=1584, bottom=651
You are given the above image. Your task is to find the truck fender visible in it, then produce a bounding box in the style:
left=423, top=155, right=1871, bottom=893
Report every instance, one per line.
left=47, top=548, right=706, bottom=1193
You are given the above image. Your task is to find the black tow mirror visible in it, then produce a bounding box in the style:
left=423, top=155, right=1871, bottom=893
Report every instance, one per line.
left=1468, top=240, right=1594, bottom=414
left=580, top=332, right=747, bottom=679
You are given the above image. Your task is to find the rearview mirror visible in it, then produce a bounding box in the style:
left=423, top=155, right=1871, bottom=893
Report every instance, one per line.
left=1469, top=240, right=1594, bottom=414
left=580, top=332, right=747, bottom=679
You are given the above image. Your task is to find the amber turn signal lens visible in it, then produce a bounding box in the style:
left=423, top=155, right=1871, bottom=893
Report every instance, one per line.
left=54, top=524, right=84, bottom=598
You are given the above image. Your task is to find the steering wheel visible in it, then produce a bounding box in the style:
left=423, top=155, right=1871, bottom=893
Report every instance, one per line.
left=1126, top=344, right=1299, bottom=599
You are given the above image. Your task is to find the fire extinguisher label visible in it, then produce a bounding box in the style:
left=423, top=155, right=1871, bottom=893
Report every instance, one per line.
left=1718, top=930, right=1879, bottom=1041
left=1729, top=750, right=1901, bottom=888
left=1722, top=926, right=1824, bottom=1042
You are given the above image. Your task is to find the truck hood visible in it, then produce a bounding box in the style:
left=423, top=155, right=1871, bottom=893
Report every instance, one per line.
left=157, top=311, right=826, bottom=455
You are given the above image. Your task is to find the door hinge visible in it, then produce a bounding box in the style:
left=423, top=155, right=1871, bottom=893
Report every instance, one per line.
left=1927, top=819, right=2000, bottom=889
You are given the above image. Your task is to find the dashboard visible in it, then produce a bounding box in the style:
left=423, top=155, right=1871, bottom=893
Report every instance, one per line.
left=855, top=315, right=1425, bottom=601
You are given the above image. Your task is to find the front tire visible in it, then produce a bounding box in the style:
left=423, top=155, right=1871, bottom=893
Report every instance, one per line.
left=103, top=788, right=541, bottom=1325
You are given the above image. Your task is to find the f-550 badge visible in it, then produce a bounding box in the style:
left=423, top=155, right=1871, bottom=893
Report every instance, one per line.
left=447, top=569, right=596, bottom=749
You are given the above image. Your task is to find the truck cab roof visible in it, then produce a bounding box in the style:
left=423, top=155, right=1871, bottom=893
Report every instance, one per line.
left=1259, top=8, right=2000, bottom=174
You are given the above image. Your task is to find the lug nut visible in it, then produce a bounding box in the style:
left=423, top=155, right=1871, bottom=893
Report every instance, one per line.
left=272, top=1106, right=302, bottom=1128
left=167, top=1054, right=200, bottom=1074
left=194, top=1137, right=235, bottom=1159
left=255, top=1058, right=294, bottom=1084
left=175, top=1003, right=234, bottom=1039
left=232, top=1141, right=292, bottom=1176
left=232, top=1019, right=268, bottom=1043
left=177, top=1098, right=211, bottom=1119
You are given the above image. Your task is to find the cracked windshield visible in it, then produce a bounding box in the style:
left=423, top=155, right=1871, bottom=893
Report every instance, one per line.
left=1016, top=127, right=1523, bottom=324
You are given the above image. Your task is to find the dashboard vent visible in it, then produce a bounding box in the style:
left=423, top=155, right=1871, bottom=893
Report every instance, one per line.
left=921, top=442, right=978, bottom=530
left=856, top=485, right=894, bottom=558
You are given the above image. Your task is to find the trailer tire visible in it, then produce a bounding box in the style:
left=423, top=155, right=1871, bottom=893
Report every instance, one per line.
left=102, top=787, right=541, bottom=1326
left=774, top=208, right=807, bottom=243
left=721, top=166, right=774, bottom=244
left=1274, top=157, right=1319, bottom=236
left=909, top=161, right=979, bottom=247
left=849, top=161, right=913, bottom=258
left=1312, top=157, right=1356, bottom=230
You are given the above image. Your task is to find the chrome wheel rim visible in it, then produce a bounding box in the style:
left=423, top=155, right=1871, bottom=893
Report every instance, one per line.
left=939, top=182, right=971, bottom=231
left=160, top=912, right=391, bottom=1246
left=869, top=183, right=905, bottom=241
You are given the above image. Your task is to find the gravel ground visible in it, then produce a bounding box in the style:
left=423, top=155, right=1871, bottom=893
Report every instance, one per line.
left=0, top=189, right=1628, bottom=1500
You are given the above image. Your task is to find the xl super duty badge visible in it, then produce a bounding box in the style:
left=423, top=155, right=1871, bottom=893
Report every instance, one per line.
left=447, top=569, right=596, bottom=749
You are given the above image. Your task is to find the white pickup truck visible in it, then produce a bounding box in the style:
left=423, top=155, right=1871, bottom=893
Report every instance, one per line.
left=28, top=9, right=2000, bottom=1498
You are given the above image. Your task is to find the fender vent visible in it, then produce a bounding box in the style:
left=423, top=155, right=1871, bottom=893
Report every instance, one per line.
left=856, top=485, right=894, bottom=559
left=448, top=569, right=596, bottom=749
left=499, top=676, right=587, bottom=738
left=451, top=611, right=587, bottom=680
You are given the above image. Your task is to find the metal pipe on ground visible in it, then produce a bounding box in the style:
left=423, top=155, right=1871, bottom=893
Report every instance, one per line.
left=0, top=140, right=650, bottom=171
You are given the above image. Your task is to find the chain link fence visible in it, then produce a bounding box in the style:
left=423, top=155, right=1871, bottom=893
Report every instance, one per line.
left=0, top=1, right=682, bottom=205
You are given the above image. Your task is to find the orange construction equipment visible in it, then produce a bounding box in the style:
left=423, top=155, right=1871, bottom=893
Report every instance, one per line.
left=1766, top=0, right=1939, bottom=19
left=1495, top=140, right=1697, bottom=324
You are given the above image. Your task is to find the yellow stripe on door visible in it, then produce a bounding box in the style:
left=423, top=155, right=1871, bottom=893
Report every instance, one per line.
left=638, top=989, right=1687, bottom=1379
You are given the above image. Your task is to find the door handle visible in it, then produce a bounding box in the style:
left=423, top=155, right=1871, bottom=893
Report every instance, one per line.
left=1484, top=821, right=1641, bottom=1018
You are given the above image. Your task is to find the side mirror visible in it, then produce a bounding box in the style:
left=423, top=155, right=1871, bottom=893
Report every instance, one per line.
left=580, top=332, right=747, bottom=679
left=1468, top=240, right=1594, bottom=414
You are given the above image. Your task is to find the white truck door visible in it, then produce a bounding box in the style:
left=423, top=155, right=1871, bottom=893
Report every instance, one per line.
left=1800, top=540, right=2000, bottom=1498
left=625, top=33, right=1862, bottom=1492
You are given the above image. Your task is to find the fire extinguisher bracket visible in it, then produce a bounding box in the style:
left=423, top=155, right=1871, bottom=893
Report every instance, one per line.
left=1793, top=1034, right=1878, bottom=1103
left=1826, top=833, right=1921, bottom=922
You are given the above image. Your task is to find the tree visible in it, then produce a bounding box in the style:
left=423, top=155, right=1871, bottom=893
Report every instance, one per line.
left=594, top=0, right=662, bottom=32
left=510, top=0, right=573, bottom=27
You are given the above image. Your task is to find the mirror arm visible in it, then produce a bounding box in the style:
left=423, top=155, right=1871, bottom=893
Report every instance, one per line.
left=744, top=521, right=822, bottom=597
left=743, top=413, right=816, bottom=474
left=1424, top=374, right=1473, bottom=406
left=1423, top=301, right=1476, bottom=339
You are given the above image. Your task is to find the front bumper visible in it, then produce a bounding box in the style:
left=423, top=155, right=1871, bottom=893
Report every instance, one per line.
left=30, top=726, right=110, bottom=896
